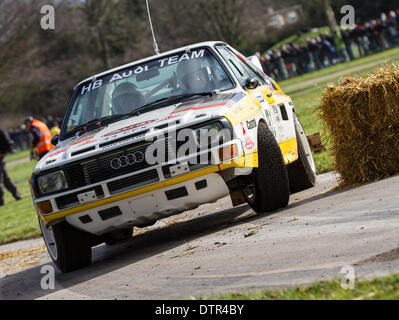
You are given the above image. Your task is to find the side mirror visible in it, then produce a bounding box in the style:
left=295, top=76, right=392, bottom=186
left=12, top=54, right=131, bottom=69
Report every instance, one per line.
left=244, top=78, right=259, bottom=90
left=51, top=135, right=59, bottom=146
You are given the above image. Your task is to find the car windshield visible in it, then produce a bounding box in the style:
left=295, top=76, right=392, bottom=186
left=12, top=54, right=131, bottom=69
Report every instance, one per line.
left=63, top=48, right=234, bottom=137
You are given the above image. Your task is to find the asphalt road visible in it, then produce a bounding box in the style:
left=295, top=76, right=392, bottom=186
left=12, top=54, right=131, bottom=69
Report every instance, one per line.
left=1, top=172, right=399, bottom=300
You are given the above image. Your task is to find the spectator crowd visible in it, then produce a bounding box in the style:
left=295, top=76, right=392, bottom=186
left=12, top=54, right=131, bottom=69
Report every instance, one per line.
left=4, top=115, right=62, bottom=154
left=260, top=10, right=399, bottom=80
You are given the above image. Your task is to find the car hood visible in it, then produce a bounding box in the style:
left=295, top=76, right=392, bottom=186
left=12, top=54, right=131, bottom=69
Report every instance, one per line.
left=35, top=91, right=245, bottom=172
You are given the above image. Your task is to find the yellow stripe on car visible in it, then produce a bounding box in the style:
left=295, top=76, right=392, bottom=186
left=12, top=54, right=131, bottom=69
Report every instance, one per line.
left=279, top=138, right=298, bottom=165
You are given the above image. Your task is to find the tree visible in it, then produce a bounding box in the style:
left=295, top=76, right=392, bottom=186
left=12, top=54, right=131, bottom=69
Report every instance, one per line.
left=323, top=0, right=338, bottom=33
left=271, top=0, right=338, bottom=32
left=81, top=0, right=145, bottom=69
left=197, top=0, right=247, bottom=48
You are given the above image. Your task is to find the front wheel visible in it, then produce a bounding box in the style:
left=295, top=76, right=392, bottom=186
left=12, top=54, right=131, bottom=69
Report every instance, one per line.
left=242, top=121, right=290, bottom=213
left=39, top=218, right=92, bottom=273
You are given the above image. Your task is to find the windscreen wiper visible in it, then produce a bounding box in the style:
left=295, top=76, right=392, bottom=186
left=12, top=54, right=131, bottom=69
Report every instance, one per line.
left=72, top=114, right=128, bottom=136
left=129, top=91, right=214, bottom=116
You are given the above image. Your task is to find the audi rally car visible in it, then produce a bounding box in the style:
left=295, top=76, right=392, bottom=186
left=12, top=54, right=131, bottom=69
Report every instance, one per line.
left=31, top=42, right=316, bottom=272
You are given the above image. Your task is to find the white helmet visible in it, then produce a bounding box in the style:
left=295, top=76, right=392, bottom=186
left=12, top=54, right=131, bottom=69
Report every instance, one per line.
left=112, top=82, right=143, bottom=114
left=176, top=59, right=211, bottom=92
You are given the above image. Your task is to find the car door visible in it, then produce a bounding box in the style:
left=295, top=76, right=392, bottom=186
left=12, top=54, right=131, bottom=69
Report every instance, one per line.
left=215, top=45, right=278, bottom=139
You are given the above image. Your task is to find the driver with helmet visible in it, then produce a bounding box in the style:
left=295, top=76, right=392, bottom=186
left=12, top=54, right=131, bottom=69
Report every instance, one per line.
left=176, top=58, right=212, bottom=93
left=112, top=82, right=144, bottom=114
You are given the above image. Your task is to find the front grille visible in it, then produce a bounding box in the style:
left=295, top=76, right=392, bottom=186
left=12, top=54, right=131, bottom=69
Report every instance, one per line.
left=107, top=169, right=159, bottom=195
left=63, top=141, right=155, bottom=188
left=56, top=185, right=104, bottom=210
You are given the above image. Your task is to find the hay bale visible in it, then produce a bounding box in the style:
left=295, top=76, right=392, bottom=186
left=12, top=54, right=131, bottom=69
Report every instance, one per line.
left=318, top=65, right=399, bottom=187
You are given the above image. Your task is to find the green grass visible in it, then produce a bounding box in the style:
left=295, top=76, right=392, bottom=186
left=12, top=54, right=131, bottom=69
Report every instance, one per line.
left=5, top=149, right=30, bottom=163
left=196, top=274, right=399, bottom=300
left=0, top=160, right=40, bottom=245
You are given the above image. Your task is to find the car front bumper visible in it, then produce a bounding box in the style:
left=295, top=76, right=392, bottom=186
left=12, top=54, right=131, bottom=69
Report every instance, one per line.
left=64, top=172, right=230, bottom=235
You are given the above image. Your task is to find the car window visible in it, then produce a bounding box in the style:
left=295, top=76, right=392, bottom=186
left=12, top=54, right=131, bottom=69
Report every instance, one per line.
left=216, top=46, right=264, bottom=88
left=63, top=48, right=234, bottom=138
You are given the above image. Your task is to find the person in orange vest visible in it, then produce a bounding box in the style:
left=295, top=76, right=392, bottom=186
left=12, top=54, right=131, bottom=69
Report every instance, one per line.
left=0, top=128, right=22, bottom=206
left=24, top=117, right=54, bottom=160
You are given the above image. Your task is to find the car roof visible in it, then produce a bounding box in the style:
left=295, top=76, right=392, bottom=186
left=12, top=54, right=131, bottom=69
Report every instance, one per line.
left=75, top=41, right=227, bottom=89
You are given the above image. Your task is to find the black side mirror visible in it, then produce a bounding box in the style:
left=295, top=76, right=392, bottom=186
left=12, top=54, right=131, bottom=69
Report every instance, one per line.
left=244, top=78, right=259, bottom=90
left=51, top=135, right=59, bottom=146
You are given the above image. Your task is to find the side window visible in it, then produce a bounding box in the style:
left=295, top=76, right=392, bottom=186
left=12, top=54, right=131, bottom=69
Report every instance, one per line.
left=228, top=49, right=265, bottom=86
left=217, top=46, right=264, bottom=88
left=216, top=46, right=248, bottom=87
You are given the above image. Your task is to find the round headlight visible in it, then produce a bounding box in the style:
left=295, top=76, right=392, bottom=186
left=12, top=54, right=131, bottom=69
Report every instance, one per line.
left=37, top=171, right=68, bottom=195
left=194, top=122, right=227, bottom=148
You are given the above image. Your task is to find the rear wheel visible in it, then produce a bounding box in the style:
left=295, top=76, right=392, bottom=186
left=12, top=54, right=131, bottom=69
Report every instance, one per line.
left=287, top=114, right=317, bottom=193
left=39, top=218, right=92, bottom=273
left=242, top=121, right=290, bottom=213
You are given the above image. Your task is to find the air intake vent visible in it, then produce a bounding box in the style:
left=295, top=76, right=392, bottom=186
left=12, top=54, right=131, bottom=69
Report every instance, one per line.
left=279, top=104, right=289, bottom=121
left=98, top=207, right=122, bottom=221
left=155, top=120, right=180, bottom=131
left=99, top=130, right=148, bottom=148
left=71, top=147, right=95, bottom=157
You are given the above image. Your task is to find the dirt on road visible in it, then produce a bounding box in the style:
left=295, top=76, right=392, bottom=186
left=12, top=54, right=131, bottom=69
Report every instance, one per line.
left=1, top=172, right=399, bottom=300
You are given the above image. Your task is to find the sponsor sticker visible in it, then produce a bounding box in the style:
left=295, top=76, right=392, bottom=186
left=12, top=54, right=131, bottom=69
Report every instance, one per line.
left=246, top=119, right=257, bottom=130
left=245, top=136, right=255, bottom=150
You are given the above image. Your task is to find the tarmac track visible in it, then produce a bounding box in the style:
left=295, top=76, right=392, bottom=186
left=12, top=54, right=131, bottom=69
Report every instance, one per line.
left=1, top=172, right=399, bottom=300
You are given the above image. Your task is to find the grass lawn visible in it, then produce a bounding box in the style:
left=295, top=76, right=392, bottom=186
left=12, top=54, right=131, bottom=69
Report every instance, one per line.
left=5, top=149, right=30, bottom=163
left=196, top=274, right=399, bottom=300
left=0, top=159, right=40, bottom=245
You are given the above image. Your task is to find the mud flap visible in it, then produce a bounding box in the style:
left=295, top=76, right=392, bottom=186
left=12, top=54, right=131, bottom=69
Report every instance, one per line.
left=230, top=189, right=247, bottom=207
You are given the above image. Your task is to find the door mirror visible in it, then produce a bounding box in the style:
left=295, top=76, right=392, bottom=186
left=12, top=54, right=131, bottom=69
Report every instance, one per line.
left=244, top=78, right=259, bottom=90
left=51, top=135, right=59, bottom=146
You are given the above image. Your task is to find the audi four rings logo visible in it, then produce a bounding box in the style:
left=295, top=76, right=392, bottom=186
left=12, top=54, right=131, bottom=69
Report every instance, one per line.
left=110, top=151, right=145, bottom=170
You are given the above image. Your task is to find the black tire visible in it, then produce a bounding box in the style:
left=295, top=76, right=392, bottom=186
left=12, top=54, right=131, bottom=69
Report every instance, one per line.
left=39, top=218, right=92, bottom=273
left=104, top=228, right=133, bottom=245
left=287, top=114, right=317, bottom=193
left=243, top=121, right=290, bottom=213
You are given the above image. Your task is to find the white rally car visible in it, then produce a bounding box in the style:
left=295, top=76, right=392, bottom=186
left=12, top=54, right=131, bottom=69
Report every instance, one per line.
left=31, top=42, right=316, bottom=272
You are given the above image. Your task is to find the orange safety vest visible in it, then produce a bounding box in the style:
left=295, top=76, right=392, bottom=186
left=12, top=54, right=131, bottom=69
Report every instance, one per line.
left=31, top=120, right=54, bottom=156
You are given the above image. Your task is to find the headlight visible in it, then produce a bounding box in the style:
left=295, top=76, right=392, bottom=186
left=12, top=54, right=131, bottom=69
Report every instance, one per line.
left=37, top=171, right=68, bottom=195
left=194, top=122, right=227, bottom=148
